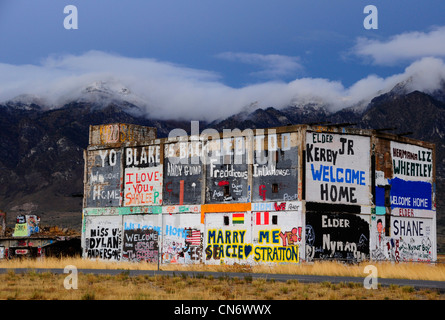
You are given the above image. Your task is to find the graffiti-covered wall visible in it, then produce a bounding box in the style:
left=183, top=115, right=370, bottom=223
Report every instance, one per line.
left=203, top=201, right=303, bottom=265
left=89, top=123, right=157, bottom=147
left=204, top=211, right=253, bottom=264
left=84, top=149, right=122, bottom=207
left=390, top=141, right=433, bottom=212
left=305, top=211, right=369, bottom=262
left=371, top=215, right=434, bottom=262
left=164, top=141, right=203, bottom=205
left=371, top=137, right=436, bottom=262
left=83, top=215, right=123, bottom=261
left=124, top=145, right=163, bottom=206
left=252, top=132, right=299, bottom=202
left=205, top=137, right=249, bottom=203
left=13, top=215, right=40, bottom=237
left=251, top=201, right=303, bottom=264
left=82, top=207, right=203, bottom=264
left=82, top=123, right=437, bottom=264
left=122, top=214, right=161, bottom=263
left=306, top=132, right=371, bottom=205
left=162, top=209, right=203, bottom=264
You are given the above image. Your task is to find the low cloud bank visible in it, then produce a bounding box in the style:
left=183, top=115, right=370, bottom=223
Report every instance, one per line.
left=1, top=50, right=444, bottom=121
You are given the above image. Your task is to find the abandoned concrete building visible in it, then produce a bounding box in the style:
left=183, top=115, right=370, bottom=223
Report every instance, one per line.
left=81, top=123, right=437, bottom=264
left=0, top=212, right=81, bottom=259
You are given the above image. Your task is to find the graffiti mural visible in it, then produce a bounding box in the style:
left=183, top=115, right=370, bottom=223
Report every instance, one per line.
left=122, top=215, right=161, bottom=263
left=204, top=212, right=252, bottom=264
left=162, top=214, right=203, bottom=264
left=13, top=215, right=40, bottom=237
left=204, top=209, right=303, bottom=264
left=252, top=208, right=303, bottom=263
left=124, top=145, right=163, bottom=206
left=85, top=149, right=121, bottom=207
left=89, top=123, right=157, bottom=146
left=164, top=141, right=203, bottom=205
left=370, top=215, right=434, bottom=262
left=392, top=216, right=433, bottom=262
left=306, top=132, right=371, bottom=205
left=389, top=142, right=434, bottom=215
left=253, top=227, right=300, bottom=263
left=388, top=142, right=435, bottom=262
left=83, top=216, right=122, bottom=261
left=252, top=133, right=299, bottom=202
left=205, top=228, right=252, bottom=262
left=391, top=141, right=433, bottom=182
left=205, top=138, right=249, bottom=203
left=122, top=228, right=159, bottom=262
left=305, top=212, right=369, bottom=262
left=370, top=215, right=389, bottom=260
left=124, top=167, right=163, bottom=206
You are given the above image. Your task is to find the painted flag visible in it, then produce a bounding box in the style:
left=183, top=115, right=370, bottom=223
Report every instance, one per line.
left=186, top=229, right=201, bottom=246
left=232, top=213, right=245, bottom=224
left=256, top=211, right=269, bottom=225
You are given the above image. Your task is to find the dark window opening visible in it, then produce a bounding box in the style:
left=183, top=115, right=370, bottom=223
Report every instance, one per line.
left=384, top=185, right=391, bottom=207
left=272, top=183, right=279, bottom=193
left=272, top=215, right=278, bottom=225
left=385, top=214, right=391, bottom=237
left=224, top=185, right=230, bottom=197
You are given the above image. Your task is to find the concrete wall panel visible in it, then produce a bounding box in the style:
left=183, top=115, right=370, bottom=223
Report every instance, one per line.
left=89, top=123, right=156, bottom=148
left=123, top=166, right=163, bottom=206
left=84, top=149, right=122, bottom=207
left=306, top=132, right=371, bottom=205
left=204, top=211, right=252, bottom=265
left=122, top=214, right=161, bottom=263
left=123, top=145, right=163, bottom=206
left=391, top=216, right=434, bottom=262
left=251, top=209, right=303, bottom=264
left=371, top=215, right=435, bottom=262
left=205, top=138, right=249, bottom=203
left=305, top=212, right=370, bottom=262
left=83, top=215, right=122, bottom=261
left=162, top=213, right=203, bottom=264
left=164, top=141, right=203, bottom=205
left=252, top=132, right=299, bottom=202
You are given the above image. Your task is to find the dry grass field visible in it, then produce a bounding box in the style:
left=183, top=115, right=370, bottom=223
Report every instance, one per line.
left=1, top=270, right=443, bottom=300
left=2, top=255, right=445, bottom=281
left=0, top=256, right=444, bottom=300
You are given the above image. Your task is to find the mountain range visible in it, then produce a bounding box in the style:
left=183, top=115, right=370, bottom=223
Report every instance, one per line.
left=1, top=80, right=444, bottom=252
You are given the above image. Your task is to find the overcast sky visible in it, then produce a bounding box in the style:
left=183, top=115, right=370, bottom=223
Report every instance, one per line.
left=1, top=0, right=445, bottom=120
